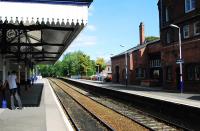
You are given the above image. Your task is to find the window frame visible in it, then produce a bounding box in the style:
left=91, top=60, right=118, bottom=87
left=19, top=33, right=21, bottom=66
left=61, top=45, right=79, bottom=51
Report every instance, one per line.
left=136, top=68, right=145, bottom=78
left=183, top=25, right=190, bottom=39
left=165, top=7, right=169, bottom=22
left=194, top=21, right=200, bottom=36
left=166, top=66, right=173, bottom=81
left=187, top=64, right=200, bottom=81
left=185, top=0, right=195, bottom=13
left=166, top=31, right=171, bottom=44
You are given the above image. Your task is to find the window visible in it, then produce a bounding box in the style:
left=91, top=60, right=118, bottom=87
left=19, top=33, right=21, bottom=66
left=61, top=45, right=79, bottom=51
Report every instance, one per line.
left=153, top=70, right=160, bottom=79
left=150, top=59, right=161, bottom=68
left=195, top=66, right=200, bottom=80
left=183, top=25, right=190, bottom=38
left=194, top=22, right=200, bottom=36
left=165, top=7, right=169, bottom=22
left=136, top=68, right=145, bottom=78
left=166, top=67, right=172, bottom=81
left=166, top=32, right=171, bottom=43
left=187, top=65, right=200, bottom=81
left=185, top=0, right=195, bottom=13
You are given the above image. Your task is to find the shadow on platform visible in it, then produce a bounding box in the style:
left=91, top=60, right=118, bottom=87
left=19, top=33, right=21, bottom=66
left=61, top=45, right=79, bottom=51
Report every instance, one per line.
left=0, top=83, right=43, bottom=108
left=188, top=96, right=200, bottom=101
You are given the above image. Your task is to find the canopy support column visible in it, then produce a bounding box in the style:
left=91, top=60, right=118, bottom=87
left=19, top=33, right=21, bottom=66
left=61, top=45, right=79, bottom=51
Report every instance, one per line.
left=18, top=65, right=20, bottom=84
left=25, top=66, right=28, bottom=90
left=2, top=56, right=6, bottom=83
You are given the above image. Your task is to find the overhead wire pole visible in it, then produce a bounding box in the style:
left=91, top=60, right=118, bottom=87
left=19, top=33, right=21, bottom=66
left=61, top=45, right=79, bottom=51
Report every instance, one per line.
left=125, top=51, right=128, bottom=88
left=120, top=45, right=128, bottom=88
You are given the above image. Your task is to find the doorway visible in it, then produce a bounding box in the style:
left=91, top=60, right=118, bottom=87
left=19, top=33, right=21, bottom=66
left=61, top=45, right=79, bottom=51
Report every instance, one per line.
left=115, top=66, right=119, bottom=83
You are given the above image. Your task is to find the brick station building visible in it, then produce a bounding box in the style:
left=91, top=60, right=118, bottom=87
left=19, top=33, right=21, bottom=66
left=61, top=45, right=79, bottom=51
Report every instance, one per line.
left=111, top=0, right=200, bottom=92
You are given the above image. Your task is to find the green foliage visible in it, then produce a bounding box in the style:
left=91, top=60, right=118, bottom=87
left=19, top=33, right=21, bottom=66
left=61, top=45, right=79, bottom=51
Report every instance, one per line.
left=96, top=57, right=106, bottom=73
left=145, top=36, right=159, bottom=43
left=38, top=51, right=96, bottom=77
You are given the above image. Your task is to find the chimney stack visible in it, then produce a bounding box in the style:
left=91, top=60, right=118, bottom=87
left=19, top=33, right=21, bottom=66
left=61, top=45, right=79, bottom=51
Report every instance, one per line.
left=139, top=22, right=145, bottom=45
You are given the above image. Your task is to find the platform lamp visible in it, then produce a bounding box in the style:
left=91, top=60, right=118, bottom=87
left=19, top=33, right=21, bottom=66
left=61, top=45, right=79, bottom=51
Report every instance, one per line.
left=169, top=24, right=184, bottom=93
left=120, top=45, right=128, bottom=88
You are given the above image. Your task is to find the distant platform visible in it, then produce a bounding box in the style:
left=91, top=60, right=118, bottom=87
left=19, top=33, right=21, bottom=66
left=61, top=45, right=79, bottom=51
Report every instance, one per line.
left=69, top=78, right=200, bottom=108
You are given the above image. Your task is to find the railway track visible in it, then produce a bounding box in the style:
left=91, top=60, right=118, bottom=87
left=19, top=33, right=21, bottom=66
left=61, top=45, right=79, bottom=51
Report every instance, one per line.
left=58, top=78, right=188, bottom=131
left=49, top=78, right=147, bottom=131
left=49, top=79, right=112, bottom=131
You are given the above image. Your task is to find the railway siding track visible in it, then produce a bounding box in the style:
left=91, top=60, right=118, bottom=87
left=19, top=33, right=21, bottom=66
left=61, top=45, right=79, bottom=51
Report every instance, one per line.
left=49, top=79, right=110, bottom=131
left=62, top=78, right=196, bottom=130
left=56, top=79, right=183, bottom=131
left=49, top=78, right=148, bottom=131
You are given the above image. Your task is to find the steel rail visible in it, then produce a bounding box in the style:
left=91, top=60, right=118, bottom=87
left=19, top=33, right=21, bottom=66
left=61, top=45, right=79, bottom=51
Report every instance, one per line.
left=59, top=78, right=189, bottom=131
left=49, top=78, right=114, bottom=131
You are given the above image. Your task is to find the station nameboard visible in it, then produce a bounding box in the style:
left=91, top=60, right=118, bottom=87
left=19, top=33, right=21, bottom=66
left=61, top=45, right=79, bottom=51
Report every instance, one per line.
left=0, top=0, right=93, bottom=5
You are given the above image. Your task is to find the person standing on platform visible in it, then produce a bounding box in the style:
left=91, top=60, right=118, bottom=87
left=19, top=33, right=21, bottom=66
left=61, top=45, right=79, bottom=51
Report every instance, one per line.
left=4, top=71, right=22, bottom=110
left=16, top=74, right=21, bottom=96
left=0, top=80, right=6, bottom=101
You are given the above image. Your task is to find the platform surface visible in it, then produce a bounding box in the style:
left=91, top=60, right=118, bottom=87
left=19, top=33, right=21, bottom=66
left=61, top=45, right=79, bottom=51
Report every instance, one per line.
left=0, top=78, right=73, bottom=131
left=69, top=78, right=200, bottom=108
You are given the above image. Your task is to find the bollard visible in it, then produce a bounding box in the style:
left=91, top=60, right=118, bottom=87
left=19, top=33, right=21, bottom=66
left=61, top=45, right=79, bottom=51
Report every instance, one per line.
left=2, top=100, right=7, bottom=108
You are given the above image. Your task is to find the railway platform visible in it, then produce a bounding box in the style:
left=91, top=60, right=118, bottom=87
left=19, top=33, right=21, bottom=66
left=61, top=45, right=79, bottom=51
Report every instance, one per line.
left=62, top=78, right=200, bottom=130
left=0, top=79, right=73, bottom=131
left=69, top=78, right=200, bottom=108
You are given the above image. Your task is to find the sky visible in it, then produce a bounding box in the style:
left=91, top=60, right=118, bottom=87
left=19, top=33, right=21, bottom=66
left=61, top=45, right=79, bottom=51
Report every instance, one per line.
left=63, top=0, right=160, bottom=61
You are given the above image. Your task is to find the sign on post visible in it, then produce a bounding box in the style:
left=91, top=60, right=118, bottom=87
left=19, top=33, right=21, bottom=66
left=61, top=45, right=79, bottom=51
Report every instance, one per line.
left=176, top=59, right=184, bottom=64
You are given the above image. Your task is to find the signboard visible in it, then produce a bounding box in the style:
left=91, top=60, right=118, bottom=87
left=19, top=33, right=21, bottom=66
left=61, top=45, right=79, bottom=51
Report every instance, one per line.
left=176, top=59, right=184, bottom=64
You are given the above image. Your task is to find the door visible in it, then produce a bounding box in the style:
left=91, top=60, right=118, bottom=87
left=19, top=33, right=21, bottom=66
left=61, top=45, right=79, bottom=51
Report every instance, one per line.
left=115, top=66, right=119, bottom=83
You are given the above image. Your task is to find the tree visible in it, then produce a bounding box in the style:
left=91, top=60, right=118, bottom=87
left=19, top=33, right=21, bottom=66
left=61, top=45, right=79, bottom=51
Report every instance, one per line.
left=60, top=51, right=96, bottom=76
left=38, top=51, right=97, bottom=77
left=145, top=36, right=159, bottom=43
left=96, top=57, right=106, bottom=73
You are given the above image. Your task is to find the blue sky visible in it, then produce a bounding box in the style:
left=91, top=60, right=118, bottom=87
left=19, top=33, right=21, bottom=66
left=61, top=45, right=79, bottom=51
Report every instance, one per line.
left=63, top=0, right=160, bottom=61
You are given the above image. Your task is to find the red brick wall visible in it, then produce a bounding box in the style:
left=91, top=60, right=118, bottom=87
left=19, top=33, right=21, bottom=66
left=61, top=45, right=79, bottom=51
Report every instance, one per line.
left=111, top=55, right=127, bottom=84
left=159, top=0, right=200, bottom=92
left=162, top=38, right=200, bottom=91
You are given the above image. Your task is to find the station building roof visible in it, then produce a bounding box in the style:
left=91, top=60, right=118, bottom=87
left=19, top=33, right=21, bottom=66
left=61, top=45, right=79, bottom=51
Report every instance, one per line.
left=111, top=39, right=161, bottom=59
left=0, top=0, right=92, bottom=64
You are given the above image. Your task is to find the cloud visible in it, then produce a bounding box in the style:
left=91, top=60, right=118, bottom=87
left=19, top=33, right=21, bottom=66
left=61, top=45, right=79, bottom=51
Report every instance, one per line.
left=90, top=51, right=112, bottom=61
left=86, top=25, right=96, bottom=32
left=72, top=34, right=96, bottom=47
left=62, top=34, right=97, bottom=54
left=88, top=5, right=94, bottom=16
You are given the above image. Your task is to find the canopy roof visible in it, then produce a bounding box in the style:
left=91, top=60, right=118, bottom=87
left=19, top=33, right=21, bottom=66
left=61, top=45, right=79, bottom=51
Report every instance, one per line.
left=0, top=0, right=92, bottom=65
left=0, top=0, right=93, bottom=5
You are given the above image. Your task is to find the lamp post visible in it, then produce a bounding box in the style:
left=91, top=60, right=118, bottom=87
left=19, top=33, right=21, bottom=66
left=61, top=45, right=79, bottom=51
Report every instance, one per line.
left=97, top=65, right=99, bottom=74
left=96, top=65, right=100, bottom=81
left=120, top=45, right=128, bottom=88
left=169, top=24, right=183, bottom=93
